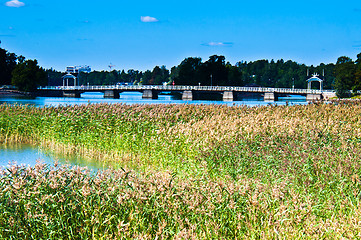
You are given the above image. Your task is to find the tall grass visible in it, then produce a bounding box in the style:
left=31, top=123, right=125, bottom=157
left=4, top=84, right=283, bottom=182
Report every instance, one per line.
left=1, top=102, right=361, bottom=238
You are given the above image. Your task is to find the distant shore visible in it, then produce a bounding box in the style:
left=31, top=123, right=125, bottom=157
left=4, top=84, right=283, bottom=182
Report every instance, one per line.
left=0, top=89, right=31, bottom=97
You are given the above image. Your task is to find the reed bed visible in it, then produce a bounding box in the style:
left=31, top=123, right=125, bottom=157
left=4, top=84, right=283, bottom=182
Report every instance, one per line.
left=1, top=102, right=361, bottom=238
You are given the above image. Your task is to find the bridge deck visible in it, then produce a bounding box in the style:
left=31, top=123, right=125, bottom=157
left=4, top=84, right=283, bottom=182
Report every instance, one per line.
left=38, top=85, right=334, bottom=95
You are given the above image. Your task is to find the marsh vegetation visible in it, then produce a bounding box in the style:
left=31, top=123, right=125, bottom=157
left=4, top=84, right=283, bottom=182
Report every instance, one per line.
left=1, top=102, right=361, bottom=238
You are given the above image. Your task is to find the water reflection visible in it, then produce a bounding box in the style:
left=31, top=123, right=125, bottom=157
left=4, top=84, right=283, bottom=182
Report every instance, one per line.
left=0, top=144, right=108, bottom=171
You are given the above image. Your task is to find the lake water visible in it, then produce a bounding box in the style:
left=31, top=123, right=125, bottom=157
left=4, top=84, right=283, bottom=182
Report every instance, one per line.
left=0, top=144, right=109, bottom=171
left=0, top=92, right=307, bottom=169
left=0, top=92, right=308, bottom=107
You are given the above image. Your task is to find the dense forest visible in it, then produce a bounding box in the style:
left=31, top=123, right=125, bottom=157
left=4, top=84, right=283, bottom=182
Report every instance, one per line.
left=2, top=47, right=361, bottom=97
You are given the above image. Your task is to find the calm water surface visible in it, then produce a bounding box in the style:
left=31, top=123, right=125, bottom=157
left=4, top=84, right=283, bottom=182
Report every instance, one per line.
left=0, top=144, right=109, bottom=171
left=0, top=92, right=307, bottom=168
left=0, top=92, right=307, bottom=107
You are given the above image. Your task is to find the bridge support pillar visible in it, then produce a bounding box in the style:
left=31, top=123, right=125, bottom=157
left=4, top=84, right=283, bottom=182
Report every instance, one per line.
left=223, top=91, right=234, bottom=101
left=142, top=90, right=158, bottom=99
left=104, top=90, right=120, bottom=99
left=182, top=91, right=193, bottom=100
left=264, top=92, right=278, bottom=101
left=306, top=94, right=323, bottom=101
left=63, top=91, right=81, bottom=98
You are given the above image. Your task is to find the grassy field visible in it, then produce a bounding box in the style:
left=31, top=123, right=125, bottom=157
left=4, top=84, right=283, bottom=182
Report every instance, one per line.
left=1, top=102, right=361, bottom=239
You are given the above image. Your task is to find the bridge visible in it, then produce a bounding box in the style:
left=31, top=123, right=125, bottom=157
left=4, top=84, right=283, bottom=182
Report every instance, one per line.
left=37, top=85, right=336, bottom=101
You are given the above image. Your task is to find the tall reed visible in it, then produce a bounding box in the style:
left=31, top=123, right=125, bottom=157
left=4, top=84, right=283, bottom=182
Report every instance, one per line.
left=1, top=101, right=361, bottom=238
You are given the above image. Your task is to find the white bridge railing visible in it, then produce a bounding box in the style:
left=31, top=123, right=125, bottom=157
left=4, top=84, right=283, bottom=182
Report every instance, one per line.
left=38, top=85, right=336, bottom=94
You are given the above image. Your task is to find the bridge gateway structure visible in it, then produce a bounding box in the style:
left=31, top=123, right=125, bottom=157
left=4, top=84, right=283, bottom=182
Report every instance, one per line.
left=37, top=85, right=336, bottom=101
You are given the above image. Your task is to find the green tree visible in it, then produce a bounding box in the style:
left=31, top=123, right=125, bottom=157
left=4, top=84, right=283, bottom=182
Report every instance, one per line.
left=354, top=53, right=361, bottom=92
left=127, top=69, right=139, bottom=84
left=334, top=56, right=355, bottom=98
left=11, top=59, right=47, bottom=92
left=202, top=55, right=228, bottom=86
left=0, top=48, right=17, bottom=85
left=47, top=68, right=63, bottom=86
left=226, top=63, right=242, bottom=86
left=141, top=70, right=152, bottom=85
left=160, top=65, right=170, bottom=84
left=173, top=57, right=202, bottom=85
left=104, top=70, right=118, bottom=85
left=150, top=66, right=169, bottom=85
left=314, top=63, right=335, bottom=90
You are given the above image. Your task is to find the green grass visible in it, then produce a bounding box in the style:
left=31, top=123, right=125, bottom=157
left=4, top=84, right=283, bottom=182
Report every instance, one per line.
left=1, top=102, right=361, bottom=238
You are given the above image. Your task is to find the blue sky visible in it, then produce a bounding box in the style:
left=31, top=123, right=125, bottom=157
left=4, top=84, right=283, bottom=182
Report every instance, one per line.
left=1, top=0, right=361, bottom=71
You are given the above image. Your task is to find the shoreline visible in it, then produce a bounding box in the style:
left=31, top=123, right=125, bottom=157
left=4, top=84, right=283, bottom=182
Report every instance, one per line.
left=0, top=89, right=32, bottom=97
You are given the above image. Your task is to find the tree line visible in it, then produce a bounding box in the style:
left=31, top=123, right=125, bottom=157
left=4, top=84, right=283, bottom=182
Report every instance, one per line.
left=47, top=66, right=170, bottom=86
left=48, top=54, right=337, bottom=89
left=2, top=46, right=361, bottom=97
left=0, top=48, right=47, bottom=92
left=171, top=55, right=336, bottom=89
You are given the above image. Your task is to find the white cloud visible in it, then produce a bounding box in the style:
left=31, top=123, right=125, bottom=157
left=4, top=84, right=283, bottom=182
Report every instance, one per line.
left=5, top=0, right=25, bottom=7
left=202, top=42, right=233, bottom=47
left=141, top=16, right=159, bottom=23
left=209, top=42, right=226, bottom=46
